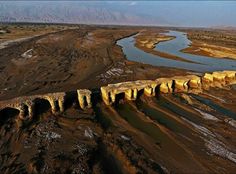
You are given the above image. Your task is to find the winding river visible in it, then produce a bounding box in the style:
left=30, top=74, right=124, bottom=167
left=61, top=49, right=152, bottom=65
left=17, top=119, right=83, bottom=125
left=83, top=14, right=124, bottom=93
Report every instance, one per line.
left=117, top=30, right=236, bottom=72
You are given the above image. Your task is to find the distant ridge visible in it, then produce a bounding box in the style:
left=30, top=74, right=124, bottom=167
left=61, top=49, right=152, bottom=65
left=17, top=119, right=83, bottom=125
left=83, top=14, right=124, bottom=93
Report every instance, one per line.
left=0, top=2, right=169, bottom=26
left=211, top=26, right=236, bottom=30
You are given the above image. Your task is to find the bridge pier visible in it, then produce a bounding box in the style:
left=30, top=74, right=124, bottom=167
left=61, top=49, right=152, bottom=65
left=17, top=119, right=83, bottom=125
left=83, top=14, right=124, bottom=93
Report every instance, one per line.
left=48, top=99, right=58, bottom=114
left=174, top=79, right=189, bottom=92
left=212, top=72, right=226, bottom=85
left=133, top=89, right=138, bottom=99
left=26, top=103, right=35, bottom=119
left=58, top=98, right=65, bottom=112
left=38, top=93, right=66, bottom=115
left=101, top=87, right=112, bottom=105
left=18, top=101, right=35, bottom=120
left=110, top=92, right=116, bottom=103
left=158, top=80, right=173, bottom=93
left=189, top=76, right=202, bottom=89
left=77, top=89, right=92, bottom=109
left=224, top=71, right=236, bottom=82
left=125, top=89, right=138, bottom=100
left=18, top=104, right=26, bottom=120
left=144, top=86, right=155, bottom=96
left=202, top=73, right=213, bottom=83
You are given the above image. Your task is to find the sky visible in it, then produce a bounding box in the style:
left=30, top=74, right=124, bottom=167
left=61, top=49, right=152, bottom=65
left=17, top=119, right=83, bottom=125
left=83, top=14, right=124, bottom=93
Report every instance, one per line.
left=101, top=1, right=236, bottom=27
left=1, top=1, right=236, bottom=27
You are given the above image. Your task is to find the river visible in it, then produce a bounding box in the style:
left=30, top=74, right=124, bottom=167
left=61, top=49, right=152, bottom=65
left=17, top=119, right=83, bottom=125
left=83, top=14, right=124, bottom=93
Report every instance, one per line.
left=117, top=30, right=236, bottom=72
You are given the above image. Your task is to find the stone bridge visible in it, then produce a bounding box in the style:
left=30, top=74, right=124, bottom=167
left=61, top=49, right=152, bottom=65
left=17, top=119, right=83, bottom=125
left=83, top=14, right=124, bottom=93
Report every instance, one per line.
left=0, top=90, right=92, bottom=120
left=101, top=71, right=236, bottom=105
left=0, top=70, right=236, bottom=120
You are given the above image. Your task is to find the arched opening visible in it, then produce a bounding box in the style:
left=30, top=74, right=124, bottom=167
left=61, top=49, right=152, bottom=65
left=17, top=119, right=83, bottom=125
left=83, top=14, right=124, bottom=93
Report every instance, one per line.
left=183, top=81, right=189, bottom=91
left=0, top=107, right=20, bottom=125
left=130, top=90, right=134, bottom=99
left=54, top=100, right=60, bottom=111
left=83, top=95, right=88, bottom=108
left=34, top=98, right=51, bottom=116
left=152, top=86, right=157, bottom=96
left=137, top=89, right=144, bottom=99
left=108, top=92, right=112, bottom=104
left=155, top=84, right=161, bottom=98
left=64, top=91, right=76, bottom=110
left=22, top=105, right=29, bottom=118
left=171, top=80, right=176, bottom=93
left=186, top=80, right=191, bottom=90
left=91, top=88, right=101, bottom=107
left=115, top=92, right=125, bottom=105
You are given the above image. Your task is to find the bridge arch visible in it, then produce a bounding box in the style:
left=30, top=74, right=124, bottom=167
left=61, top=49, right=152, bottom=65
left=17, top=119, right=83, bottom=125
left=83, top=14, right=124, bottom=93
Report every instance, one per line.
left=115, top=92, right=125, bottom=104
left=34, top=97, right=59, bottom=114
left=33, top=98, right=52, bottom=116
left=0, top=107, right=20, bottom=125
left=137, top=88, right=144, bottom=98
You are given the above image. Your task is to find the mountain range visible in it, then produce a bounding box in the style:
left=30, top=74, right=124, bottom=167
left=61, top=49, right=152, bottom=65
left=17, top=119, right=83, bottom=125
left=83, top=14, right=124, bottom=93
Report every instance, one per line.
left=0, top=2, right=169, bottom=26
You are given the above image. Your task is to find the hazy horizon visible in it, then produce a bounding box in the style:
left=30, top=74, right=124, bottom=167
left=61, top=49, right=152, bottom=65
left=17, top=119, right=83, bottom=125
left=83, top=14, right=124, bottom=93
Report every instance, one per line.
left=0, top=1, right=236, bottom=27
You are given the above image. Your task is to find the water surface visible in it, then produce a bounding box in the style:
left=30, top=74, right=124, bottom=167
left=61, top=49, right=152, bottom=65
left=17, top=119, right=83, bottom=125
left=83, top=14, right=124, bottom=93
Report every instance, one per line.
left=117, top=30, right=236, bottom=72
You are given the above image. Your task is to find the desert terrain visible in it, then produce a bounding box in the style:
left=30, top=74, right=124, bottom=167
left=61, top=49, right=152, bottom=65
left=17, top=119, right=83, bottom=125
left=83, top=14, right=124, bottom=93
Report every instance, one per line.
left=0, top=24, right=190, bottom=100
left=0, top=23, right=236, bottom=174
left=181, top=28, right=236, bottom=60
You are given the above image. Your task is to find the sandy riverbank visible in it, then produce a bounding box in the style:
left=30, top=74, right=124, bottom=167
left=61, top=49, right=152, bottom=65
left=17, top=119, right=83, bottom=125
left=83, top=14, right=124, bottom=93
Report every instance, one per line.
left=134, top=29, right=195, bottom=63
left=181, top=29, right=236, bottom=60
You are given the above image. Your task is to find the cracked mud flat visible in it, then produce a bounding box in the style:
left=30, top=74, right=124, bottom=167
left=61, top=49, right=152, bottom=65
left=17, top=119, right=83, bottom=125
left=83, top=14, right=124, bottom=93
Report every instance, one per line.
left=0, top=24, right=236, bottom=174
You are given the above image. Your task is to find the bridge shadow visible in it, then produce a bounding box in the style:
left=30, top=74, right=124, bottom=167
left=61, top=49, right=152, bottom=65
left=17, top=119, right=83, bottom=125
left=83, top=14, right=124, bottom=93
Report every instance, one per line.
left=155, top=84, right=162, bottom=100
left=114, top=93, right=125, bottom=106
left=0, top=107, right=19, bottom=126
left=91, top=88, right=104, bottom=107
left=34, top=98, right=51, bottom=117
left=172, top=80, right=176, bottom=93
left=137, top=89, right=144, bottom=99
left=64, top=91, right=77, bottom=110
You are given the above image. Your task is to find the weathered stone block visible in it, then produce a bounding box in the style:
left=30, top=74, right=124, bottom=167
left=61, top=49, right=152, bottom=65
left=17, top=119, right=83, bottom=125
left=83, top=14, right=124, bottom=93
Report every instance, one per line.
left=125, top=89, right=133, bottom=100
left=202, top=73, right=213, bottom=83
left=212, top=72, right=226, bottom=82
left=189, top=76, right=201, bottom=89
left=223, top=70, right=236, bottom=83
left=77, top=89, right=92, bottom=109
left=144, top=86, right=153, bottom=96
left=174, top=79, right=188, bottom=92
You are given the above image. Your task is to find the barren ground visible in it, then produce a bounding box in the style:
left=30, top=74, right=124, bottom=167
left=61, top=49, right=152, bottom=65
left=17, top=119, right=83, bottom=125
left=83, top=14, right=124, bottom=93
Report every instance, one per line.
left=180, top=28, right=236, bottom=60
left=0, top=24, right=236, bottom=174
left=0, top=24, right=188, bottom=100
